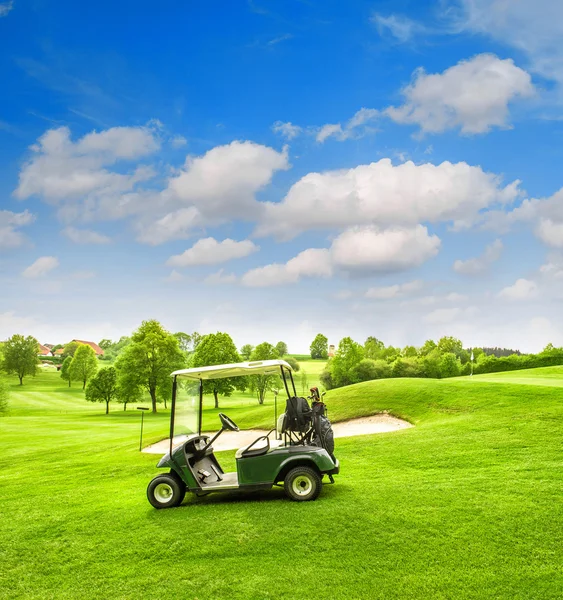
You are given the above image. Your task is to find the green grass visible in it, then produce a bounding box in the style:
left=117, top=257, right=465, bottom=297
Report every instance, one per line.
left=1, top=367, right=562, bottom=599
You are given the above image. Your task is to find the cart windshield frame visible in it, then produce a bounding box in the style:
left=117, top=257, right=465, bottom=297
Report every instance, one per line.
left=168, top=360, right=296, bottom=456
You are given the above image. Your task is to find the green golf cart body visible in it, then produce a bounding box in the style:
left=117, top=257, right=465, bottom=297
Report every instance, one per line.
left=146, top=359, right=339, bottom=508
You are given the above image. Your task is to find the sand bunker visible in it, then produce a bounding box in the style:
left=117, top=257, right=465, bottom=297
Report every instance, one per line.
left=142, top=413, right=412, bottom=455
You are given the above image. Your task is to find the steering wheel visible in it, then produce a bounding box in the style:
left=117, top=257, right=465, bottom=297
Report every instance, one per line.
left=219, top=413, right=240, bottom=432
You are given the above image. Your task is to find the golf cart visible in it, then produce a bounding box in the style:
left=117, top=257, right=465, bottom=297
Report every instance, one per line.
left=146, top=359, right=339, bottom=508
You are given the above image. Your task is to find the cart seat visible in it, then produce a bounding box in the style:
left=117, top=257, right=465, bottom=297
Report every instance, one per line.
left=236, top=436, right=283, bottom=459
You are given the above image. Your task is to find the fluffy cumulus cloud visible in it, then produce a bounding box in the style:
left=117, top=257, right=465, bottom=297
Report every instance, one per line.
left=167, top=237, right=259, bottom=268
left=450, top=0, right=563, bottom=84
left=386, top=54, right=534, bottom=135
left=62, top=226, right=110, bottom=244
left=257, top=158, right=520, bottom=239
left=272, top=121, right=302, bottom=140
left=168, top=141, right=289, bottom=219
left=242, top=225, right=439, bottom=287
left=0, top=210, right=35, bottom=248
left=22, top=256, right=59, bottom=278
left=498, top=278, right=538, bottom=300
left=453, top=239, right=503, bottom=275
left=15, top=125, right=160, bottom=222
left=365, top=280, right=423, bottom=300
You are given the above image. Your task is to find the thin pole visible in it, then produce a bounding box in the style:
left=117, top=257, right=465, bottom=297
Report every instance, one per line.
left=169, top=377, right=177, bottom=457
left=198, top=379, right=203, bottom=436
left=139, top=411, right=144, bottom=451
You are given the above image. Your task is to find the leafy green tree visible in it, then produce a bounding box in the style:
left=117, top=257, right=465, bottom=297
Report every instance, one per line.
left=2, top=334, right=39, bottom=385
left=392, top=357, right=422, bottom=378
left=60, top=356, right=73, bottom=387
left=115, top=320, right=185, bottom=413
left=275, top=341, right=288, bottom=357
left=63, top=341, right=80, bottom=359
left=351, top=359, right=379, bottom=382
left=70, top=344, right=99, bottom=390
left=310, top=333, right=328, bottom=359
left=249, top=342, right=280, bottom=404
left=191, top=332, right=202, bottom=350
left=283, top=355, right=300, bottom=372
left=437, top=336, right=463, bottom=358
left=439, top=353, right=461, bottom=378
left=380, top=346, right=400, bottom=363
left=403, top=345, right=418, bottom=358
left=98, top=339, right=113, bottom=350
left=85, top=367, right=118, bottom=414
left=330, top=337, right=364, bottom=387
left=419, top=340, right=437, bottom=356
left=51, top=344, right=64, bottom=354
left=422, top=349, right=442, bottom=378
left=116, top=380, right=143, bottom=411
left=174, top=332, right=192, bottom=353
left=192, top=332, right=243, bottom=409
left=0, top=378, right=8, bottom=414
left=364, top=336, right=385, bottom=359
left=300, top=369, right=310, bottom=395
left=240, top=344, right=254, bottom=360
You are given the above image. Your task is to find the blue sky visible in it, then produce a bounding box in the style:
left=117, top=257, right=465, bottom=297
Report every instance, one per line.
left=1, top=0, right=563, bottom=352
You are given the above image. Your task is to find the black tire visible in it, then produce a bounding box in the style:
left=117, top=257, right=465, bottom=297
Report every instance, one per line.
left=147, top=473, right=186, bottom=509
left=284, top=466, right=322, bottom=502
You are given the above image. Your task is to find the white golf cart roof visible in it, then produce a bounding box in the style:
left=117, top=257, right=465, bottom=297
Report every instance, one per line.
left=171, top=359, right=293, bottom=381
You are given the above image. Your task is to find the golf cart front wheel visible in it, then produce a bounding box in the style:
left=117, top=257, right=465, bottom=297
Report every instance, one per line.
left=284, top=466, right=322, bottom=502
left=147, top=474, right=186, bottom=509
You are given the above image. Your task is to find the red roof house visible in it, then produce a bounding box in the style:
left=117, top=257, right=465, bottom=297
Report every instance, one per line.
left=38, top=344, right=53, bottom=356
left=72, top=340, right=104, bottom=356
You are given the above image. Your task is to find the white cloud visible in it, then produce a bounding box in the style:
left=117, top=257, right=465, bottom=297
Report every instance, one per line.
left=540, top=256, right=563, bottom=280
left=62, top=226, right=110, bottom=244
left=272, top=121, right=302, bottom=140
left=164, top=270, right=185, bottom=283
left=22, top=256, right=59, bottom=278
left=424, top=306, right=478, bottom=325
left=136, top=207, right=202, bottom=246
left=170, top=135, right=187, bottom=148
left=257, top=158, right=520, bottom=239
left=0, top=210, right=35, bottom=248
left=14, top=126, right=159, bottom=222
left=168, top=141, right=289, bottom=219
left=331, top=225, right=440, bottom=274
left=453, top=239, right=503, bottom=275
left=365, top=280, right=423, bottom=300
left=449, top=0, right=563, bottom=85
left=243, top=225, right=439, bottom=287
left=242, top=248, right=332, bottom=287
left=204, top=269, right=238, bottom=285
left=386, top=54, right=534, bottom=135
left=498, top=278, right=538, bottom=300
left=536, top=219, right=563, bottom=248
left=316, top=108, right=379, bottom=143
left=0, top=1, right=13, bottom=17
left=371, top=13, right=425, bottom=43
left=167, top=237, right=259, bottom=268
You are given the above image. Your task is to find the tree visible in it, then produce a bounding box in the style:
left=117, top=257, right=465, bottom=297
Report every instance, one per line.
left=2, top=334, right=39, bottom=385
left=249, top=342, right=280, bottom=404
left=115, top=320, right=186, bottom=413
left=62, top=341, right=80, bottom=359
left=351, top=358, right=391, bottom=382
left=85, top=367, right=118, bottom=414
left=191, top=332, right=243, bottom=409
left=300, top=369, right=310, bottom=395
left=0, top=378, right=8, bottom=414
left=240, top=344, right=254, bottom=361
left=275, top=341, right=288, bottom=357
left=419, top=339, right=437, bottom=357
left=310, top=334, right=328, bottom=359
left=98, top=339, right=113, bottom=350
left=403, top=345, right=418, bottom=358
left=191, top=332, right=202, bottom=351
left=439, top=353, right=461, bottom=378
left=330, top=337, right=364, bottom=387
left=174, top=332, right=192, bottom=353
left=70, top=344, right=98, bottom=390
left=283, top=355, right=300, bottom=372
left=437, top=336, right=463, bottom=358
left=364, top=337, right=385, bottom=360
left=60, top=356, right=73, bottom=387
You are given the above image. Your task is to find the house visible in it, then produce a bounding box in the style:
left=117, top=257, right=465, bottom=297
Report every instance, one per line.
left=38, top=344, right=53, bottom=357
left=72, top=339, right=105, bottom=356
left=54, top=348, right=65, bottom=356
left=328, top=344, right=335, bottom=358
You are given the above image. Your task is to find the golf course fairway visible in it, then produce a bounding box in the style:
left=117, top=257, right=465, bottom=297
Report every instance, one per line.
left=1, top=367, right=562, bottom=599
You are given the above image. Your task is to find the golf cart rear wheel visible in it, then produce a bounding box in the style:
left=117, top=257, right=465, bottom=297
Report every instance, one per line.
left=147, top=474, right=186, bottom=509
left=284, top=466, right=322, bottom=502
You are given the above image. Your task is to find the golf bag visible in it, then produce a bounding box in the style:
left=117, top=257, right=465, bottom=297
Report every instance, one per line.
left=311, top=400, right=335, bottom=460
left=282, top=396, right=312, bottom=433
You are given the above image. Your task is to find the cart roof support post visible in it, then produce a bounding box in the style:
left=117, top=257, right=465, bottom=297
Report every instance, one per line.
left=169, top=376, right=177, bottom=457
left=198, top=379, right=203, bottom=436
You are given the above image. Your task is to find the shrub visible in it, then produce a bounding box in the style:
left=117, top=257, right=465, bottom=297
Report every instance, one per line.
left=319, top=369, right=334, bottom=390
left=283, top=356, right=300, bottom=372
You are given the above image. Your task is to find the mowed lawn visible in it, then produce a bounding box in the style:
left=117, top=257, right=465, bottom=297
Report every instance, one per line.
left=1, top=367, right=562, bottom=599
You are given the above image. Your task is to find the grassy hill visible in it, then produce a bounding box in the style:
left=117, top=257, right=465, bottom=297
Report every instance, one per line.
left=0, top=367, right=562, bottom=599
